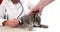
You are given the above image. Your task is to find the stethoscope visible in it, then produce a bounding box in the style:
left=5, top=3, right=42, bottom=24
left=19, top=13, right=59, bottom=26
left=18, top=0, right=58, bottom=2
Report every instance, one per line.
left=4, top=1, right=24, bottom=20
left=17, top=1, right=24, bottom=19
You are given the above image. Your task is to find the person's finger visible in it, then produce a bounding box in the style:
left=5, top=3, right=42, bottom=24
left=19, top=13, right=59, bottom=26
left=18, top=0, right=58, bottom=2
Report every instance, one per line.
left=13, top=18, right=19, bottom=22
left=8, top=22, right=18, bottom=27
left=11, top=20, right=19, bottom=25
left=13, top=18, right=18, bottom=21
left=12, top=22, right=19, bottom=25
left=10, top=19, right=19, bottom=23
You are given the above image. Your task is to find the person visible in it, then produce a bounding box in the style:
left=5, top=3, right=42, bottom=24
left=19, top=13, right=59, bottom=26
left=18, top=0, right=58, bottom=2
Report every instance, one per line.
left=0, top=0, right=3, bottom=4
left=0, top=0, right=54, bottom=27
left=29, top=0, right=54, bottom=14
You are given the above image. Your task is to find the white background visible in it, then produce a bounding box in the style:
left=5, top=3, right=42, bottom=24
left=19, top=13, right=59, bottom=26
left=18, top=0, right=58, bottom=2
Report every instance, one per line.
left=0, top=0, right=60, bottom=32
left=34, top=0, right=60, bottom=32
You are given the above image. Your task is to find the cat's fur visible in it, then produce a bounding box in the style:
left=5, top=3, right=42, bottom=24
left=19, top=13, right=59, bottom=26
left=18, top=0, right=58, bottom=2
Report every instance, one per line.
left=19, top=11, right=48, bottom=31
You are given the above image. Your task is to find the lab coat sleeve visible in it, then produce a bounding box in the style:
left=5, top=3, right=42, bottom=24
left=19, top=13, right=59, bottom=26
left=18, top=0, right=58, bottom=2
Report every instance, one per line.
left=0, top=1, right=6, bottom=26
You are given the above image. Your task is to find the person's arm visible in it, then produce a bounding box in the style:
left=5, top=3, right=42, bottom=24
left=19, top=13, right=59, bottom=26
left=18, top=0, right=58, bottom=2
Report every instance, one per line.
left=29, top=0, right=54, bottom=14
left=0, top=1, right=7, bottom=25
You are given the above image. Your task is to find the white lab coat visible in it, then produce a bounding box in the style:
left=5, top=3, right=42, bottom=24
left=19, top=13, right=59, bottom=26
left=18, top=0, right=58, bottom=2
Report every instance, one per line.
left=0, top=0, right=40, bottom=25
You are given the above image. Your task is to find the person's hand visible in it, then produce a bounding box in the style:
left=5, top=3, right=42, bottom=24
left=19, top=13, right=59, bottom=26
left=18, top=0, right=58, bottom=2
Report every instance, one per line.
left=3, top=18, right=19, bottom=27
left=28, top=5, right=43, bottom=15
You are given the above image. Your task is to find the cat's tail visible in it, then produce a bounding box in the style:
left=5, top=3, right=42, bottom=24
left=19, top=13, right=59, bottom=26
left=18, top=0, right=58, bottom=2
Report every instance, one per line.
left=40, top=24, right=48, bottom=28
left=33, top=24, right=48, bottom=28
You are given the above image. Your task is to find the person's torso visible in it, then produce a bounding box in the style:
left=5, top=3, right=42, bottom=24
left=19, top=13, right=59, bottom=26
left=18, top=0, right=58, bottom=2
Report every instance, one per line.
left=1, top=0, right=40, bottom=19
left=4, top=0, right=29, bottom=19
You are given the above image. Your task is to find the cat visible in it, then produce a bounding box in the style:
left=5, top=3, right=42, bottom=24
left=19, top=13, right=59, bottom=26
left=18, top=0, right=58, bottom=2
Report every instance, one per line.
left=19, top=11, right=48, bottom=31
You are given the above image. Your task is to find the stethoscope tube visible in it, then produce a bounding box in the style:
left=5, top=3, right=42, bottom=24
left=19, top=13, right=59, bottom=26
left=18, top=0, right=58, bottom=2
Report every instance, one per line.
left=17, top=1, right=24, bottom=19
left=4, top=1, right=24, bottom=20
